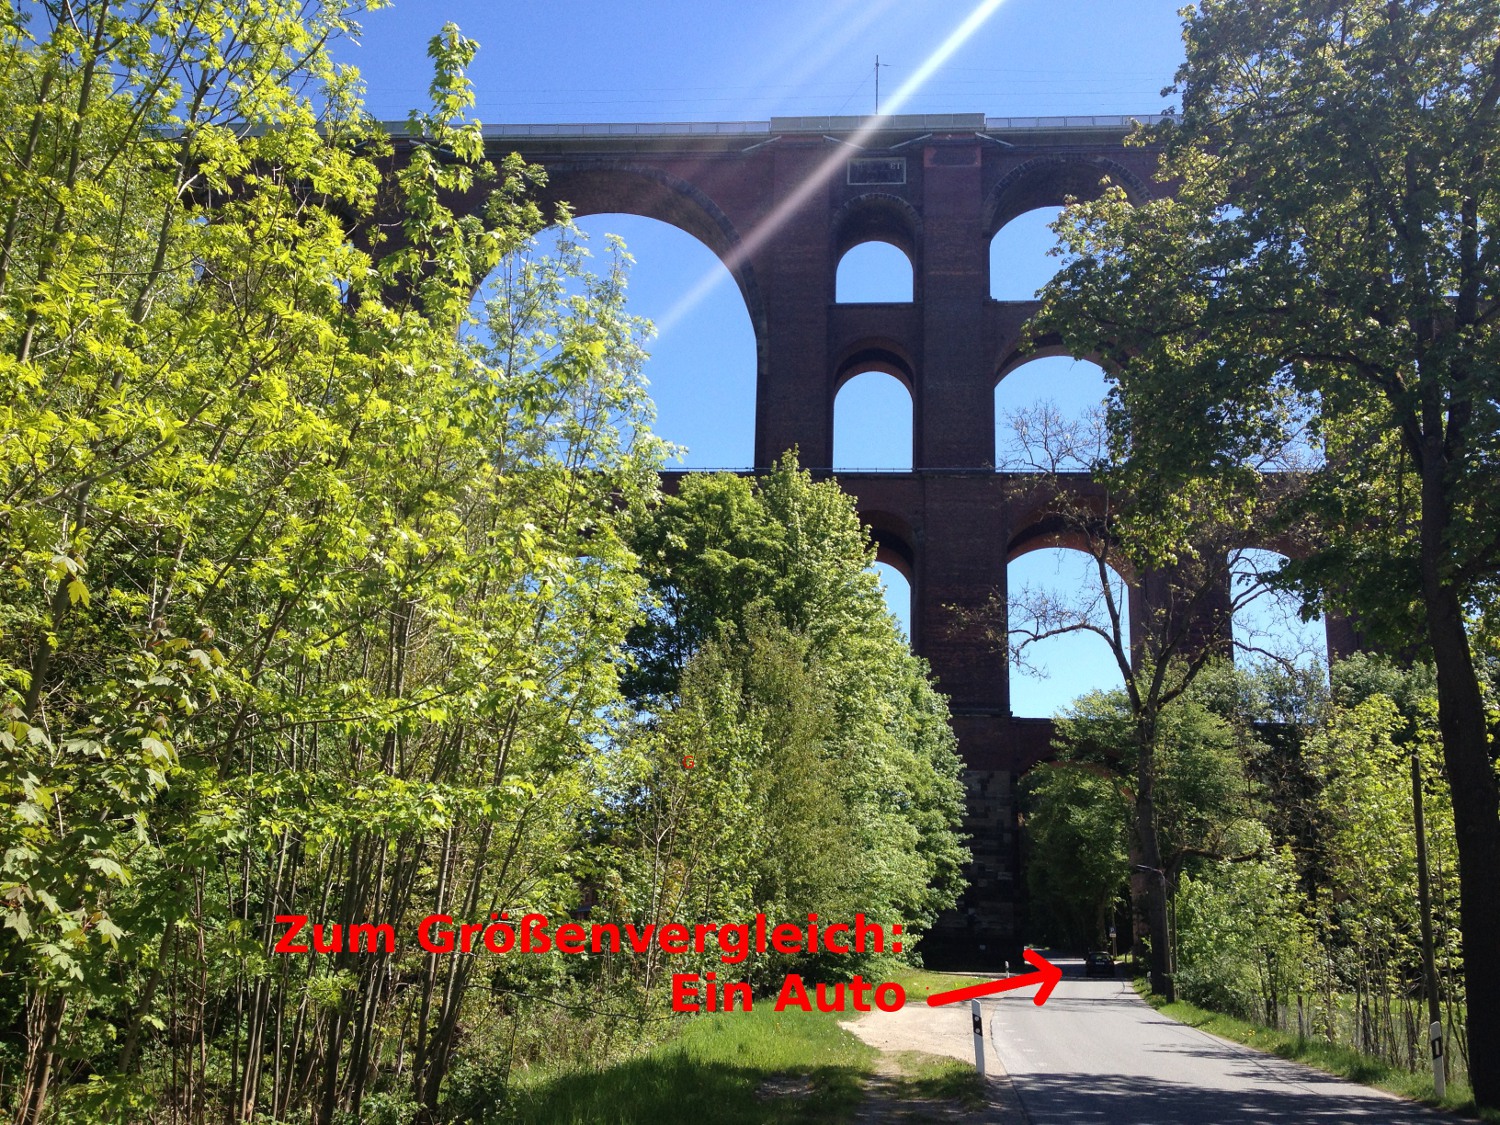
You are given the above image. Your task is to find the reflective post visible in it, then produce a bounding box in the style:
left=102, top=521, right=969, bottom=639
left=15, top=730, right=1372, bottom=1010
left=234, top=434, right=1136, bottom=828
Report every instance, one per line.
left=1430, top=1021, right=1445, bottom=1099
left=972, top=998, right=985, bottom=1077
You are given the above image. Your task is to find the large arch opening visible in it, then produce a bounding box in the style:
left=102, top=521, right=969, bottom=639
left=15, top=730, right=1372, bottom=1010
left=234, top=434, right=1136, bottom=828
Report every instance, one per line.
left=1007, top=545, right=1131, bottom=718
left=476, top=213, right=757, bottom=470
left=984, top=154, right=1150, bottom=235
left=837, top=241, right=914, bottom=303
left=989, top=205, right=1065, bottom=301
left=835, top=369, right=913, bottom=471
left=995, top=356, right=1111, bottom=472
left=1229, top=548, right=1329, bottom=670
left=864, top=513, right=916, bottom=645
left=872, top=562, right=912, bottom=641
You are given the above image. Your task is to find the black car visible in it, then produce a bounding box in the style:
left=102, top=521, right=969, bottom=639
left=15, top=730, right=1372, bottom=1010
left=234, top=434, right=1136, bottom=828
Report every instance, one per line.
left=1084, top=951, right=1116, bottom=978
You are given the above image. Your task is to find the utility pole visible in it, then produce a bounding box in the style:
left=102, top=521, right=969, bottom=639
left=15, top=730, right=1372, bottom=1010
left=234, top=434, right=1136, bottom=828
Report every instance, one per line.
left=875, top=55, right=891, bottom=114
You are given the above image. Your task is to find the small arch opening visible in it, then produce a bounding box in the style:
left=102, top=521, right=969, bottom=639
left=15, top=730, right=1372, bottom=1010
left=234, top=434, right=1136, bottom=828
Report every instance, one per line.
left=837, top=241, right=914, bottom=303
left=835, top=371, right=913, bottom=471
left=872, top=562, right=913, bottom=641
left=990, top=206, right=1065, bottom=301
left=1007, top=546, right=1130, bottom=718
left=995, top=357, right=1110, bottom=472
left=1229, top=549, right=1328, bottom=670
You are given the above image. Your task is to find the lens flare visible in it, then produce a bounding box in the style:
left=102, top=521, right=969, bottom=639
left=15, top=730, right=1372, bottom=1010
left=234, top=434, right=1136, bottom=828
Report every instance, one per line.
left=657, top=0, right=1010, bottom=335
left=736, top=0, right=906, bottom=115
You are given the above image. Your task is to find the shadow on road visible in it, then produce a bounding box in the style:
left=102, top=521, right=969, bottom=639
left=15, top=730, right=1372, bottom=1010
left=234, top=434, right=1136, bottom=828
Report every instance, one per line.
left=989, top=966, right=1450, bottom=1124
left=1007, top=1069, right=1442, bottom=1123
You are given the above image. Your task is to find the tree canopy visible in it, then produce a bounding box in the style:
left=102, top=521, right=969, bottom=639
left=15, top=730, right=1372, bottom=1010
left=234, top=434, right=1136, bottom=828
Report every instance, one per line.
left=0, top=5, right=969, bottom=1121
left=621, top=459, right=970, bottom=967
left=1038, top=0, right=1500, bottom=1103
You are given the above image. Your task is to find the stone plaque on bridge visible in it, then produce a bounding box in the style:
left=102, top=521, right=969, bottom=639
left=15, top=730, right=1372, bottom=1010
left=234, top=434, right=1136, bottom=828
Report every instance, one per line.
left=848, top=157, right=906, bottom=185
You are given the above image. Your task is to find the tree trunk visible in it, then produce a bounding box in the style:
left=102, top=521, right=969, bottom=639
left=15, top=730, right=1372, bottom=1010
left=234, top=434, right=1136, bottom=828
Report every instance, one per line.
left=1133, top=720, right=1173, bottom=999
left=1419, top=448, right=1500, bottom=1107
left=1422, top=579, right=1500, bottom=1108
left=15, top=992, right=65, bottom=1125
left=1411, top=751, right=1442, bottom=1035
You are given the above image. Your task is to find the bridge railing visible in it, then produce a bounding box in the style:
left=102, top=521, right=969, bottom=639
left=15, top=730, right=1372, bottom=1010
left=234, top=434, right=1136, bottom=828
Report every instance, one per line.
left=371, top=113, right=1174, bottom=142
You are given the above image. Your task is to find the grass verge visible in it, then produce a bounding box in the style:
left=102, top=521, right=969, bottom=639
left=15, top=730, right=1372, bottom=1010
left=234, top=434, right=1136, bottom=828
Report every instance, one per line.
left=1131, top=978, right=1497, bottom=1122
left=877, top=960, right=996, bottom=1002
left=501, top=1004, right=873, bottom=1124
left=883, top=1050, right=988, bottom=1109
left=500, top=967, right=980, bottom=1124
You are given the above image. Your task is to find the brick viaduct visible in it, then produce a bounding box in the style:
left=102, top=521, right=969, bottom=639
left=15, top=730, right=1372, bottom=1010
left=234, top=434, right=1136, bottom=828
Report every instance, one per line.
left=400, top=112, right=1354, bottom=966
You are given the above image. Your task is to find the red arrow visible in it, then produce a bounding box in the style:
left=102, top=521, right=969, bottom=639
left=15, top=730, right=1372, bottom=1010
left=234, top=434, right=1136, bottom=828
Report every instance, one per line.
left=924, top=949, right=1063, bottom=1008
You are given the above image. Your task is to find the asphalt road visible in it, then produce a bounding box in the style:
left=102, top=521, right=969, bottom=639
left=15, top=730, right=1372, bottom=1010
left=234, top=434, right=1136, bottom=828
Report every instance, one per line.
left=984, top=959, right=1452, bottom=1124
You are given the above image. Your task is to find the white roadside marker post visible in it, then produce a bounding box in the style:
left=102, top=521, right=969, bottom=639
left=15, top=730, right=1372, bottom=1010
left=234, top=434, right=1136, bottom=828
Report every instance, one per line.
left=972, top=998, right=985, bottom=1077
left=1430, top=1021, right=1445, bottom=1099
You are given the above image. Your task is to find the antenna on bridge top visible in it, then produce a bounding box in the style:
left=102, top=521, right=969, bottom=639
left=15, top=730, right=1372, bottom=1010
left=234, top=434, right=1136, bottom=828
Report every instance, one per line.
left=875, top=55, right=891, bottom=115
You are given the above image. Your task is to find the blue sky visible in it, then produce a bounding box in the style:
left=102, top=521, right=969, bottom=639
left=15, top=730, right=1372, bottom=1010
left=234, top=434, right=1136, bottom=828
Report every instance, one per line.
left=341, top=1, right=1188, bottom=124
left=334, top=1, right=1324, bottom=716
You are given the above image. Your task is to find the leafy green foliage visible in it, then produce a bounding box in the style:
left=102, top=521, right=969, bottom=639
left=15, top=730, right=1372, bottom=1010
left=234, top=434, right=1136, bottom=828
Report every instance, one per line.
left=1037, top=1, right=1500, bottom=1100
left=0, top=8, right=970, bottom=1119
left=1103, top=657, right=1471, bottom=1083
left=1020, top=762, right=1129, bottom=949
left=0, top=2, right=662, bottom=1117
left=1176, top=841, right=1314, bottom=1024
left=1034, top=678, right=1263, bottom=952
left=616, top=460, right=970, bottom=981
left=1309, top=676, right=1462, bottom=998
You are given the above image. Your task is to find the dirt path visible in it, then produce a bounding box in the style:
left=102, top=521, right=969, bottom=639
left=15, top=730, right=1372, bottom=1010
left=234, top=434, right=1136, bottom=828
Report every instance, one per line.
left=843, top=1000, right=1027, bottom=1122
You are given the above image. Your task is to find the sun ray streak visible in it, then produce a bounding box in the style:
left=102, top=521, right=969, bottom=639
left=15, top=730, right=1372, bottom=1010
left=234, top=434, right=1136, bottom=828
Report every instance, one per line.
left=738, top=0, right=908, bottom=114
left=657, top=0, right=1010, bottom=336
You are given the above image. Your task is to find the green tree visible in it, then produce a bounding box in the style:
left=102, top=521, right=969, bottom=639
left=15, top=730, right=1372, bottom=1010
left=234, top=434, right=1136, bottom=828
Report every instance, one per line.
left=1046, top=684, right=1261, bottom=964
left=601, top=619, right=886, bottom=990
left=1038, top=2, right=1500, bottom=1099
left=1191, top=661, right=1332, bottom=894
left=622, top=458, right=970, bottom=963
left=990, top=390, right=1323, bottom=995
left=1175, top=841, right=1314, bottom=1026
left=1311, top=668, right=1461, bottom=1056
left=0, top=4, right=672, bottom=1118
left=1021, top=761, right=1129, bottom=949
left=996, top=462, right=1295, bottom=994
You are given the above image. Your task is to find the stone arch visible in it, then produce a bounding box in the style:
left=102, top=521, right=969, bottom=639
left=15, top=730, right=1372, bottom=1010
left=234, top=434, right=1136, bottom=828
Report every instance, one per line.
left=833, top=192, right=924, bottom=259
left=989, top=204, right=1066, bottom=302
left=832, top=192, right=923, bottom=303
left=511, top=213, right=756, bottom=470
left=862, top=508, right=918, bottom=644
left=837, top=242, right=914, bottom=303
left=531, top=160, right=767, bottom=344
left=861, top=508, right=918, bottom=581
left=995, top=336, right=1117, bottom=387
left=1007, top=515, right=1096, bottom=564
left=1005, top=509, right=1137, bottom=586
left=836, top=339, right=917, bottom=394
left=1004, top=524, right=1135, bottom=717
left=983, top=154, right=1150, bottom=236
left=833, top=370, right=913, bottom=471
left=994, top=353, right=1112, bottom=473
left=833, top=339, right=919, bottom=469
